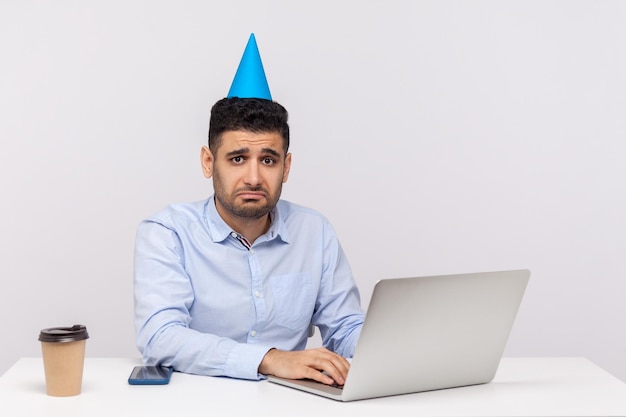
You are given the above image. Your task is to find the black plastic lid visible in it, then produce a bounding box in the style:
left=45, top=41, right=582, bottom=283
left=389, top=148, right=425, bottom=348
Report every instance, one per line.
left=38, top=325, right=89, bottom=343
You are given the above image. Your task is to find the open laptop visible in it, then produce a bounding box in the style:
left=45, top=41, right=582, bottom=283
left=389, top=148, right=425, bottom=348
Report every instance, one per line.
left=267, top=269, right=530, bottom=401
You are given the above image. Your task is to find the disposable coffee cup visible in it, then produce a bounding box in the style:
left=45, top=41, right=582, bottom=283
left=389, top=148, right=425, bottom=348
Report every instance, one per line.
left=38, top=324, right=89, bottom=397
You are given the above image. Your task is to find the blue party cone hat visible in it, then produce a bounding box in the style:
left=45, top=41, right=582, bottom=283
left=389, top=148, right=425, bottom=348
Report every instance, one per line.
left=227, top=33, right=272, bottom=100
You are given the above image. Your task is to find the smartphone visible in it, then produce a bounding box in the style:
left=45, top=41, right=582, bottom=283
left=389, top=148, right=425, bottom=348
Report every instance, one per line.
left=128, top=365, right=173, bottom=385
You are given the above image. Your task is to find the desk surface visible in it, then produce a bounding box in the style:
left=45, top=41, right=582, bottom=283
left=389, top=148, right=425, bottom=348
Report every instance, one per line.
left=1, top=357, right=626, bottom=417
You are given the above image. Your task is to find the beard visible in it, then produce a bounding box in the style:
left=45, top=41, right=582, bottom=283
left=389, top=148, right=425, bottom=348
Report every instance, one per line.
left=216, top=189, right=277, bottom=219
left=213, top=173, right=282, bottom=220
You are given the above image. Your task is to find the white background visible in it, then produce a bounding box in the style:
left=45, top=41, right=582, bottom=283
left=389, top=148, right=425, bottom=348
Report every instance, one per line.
left=1, top=1, right=625, bottom=381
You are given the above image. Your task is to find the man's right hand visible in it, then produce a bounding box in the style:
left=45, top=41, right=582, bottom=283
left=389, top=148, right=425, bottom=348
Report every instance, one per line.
left=258, top=347, right=350, bottom=386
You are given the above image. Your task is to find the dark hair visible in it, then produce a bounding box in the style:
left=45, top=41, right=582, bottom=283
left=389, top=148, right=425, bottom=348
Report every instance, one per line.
left=208, top=97, right=290, bottom=154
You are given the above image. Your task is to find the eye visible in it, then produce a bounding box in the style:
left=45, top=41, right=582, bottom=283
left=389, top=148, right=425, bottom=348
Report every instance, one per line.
left=262, top=157, right=276, bottom=166
left=231, top=156, right=244, bottom=164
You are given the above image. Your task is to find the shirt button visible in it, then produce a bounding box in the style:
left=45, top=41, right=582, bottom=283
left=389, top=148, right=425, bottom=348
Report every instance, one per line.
left=250, top=330, right=257, bottom=337
left=255, top=290, right=261, bottom=298
left=249, top=249, right=255, bottom=254
left=231, top=232, right=237, bottom=238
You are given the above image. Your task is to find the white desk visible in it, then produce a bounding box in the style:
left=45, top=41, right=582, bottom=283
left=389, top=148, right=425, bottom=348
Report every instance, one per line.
left=1, top=357, right=625, bottom=417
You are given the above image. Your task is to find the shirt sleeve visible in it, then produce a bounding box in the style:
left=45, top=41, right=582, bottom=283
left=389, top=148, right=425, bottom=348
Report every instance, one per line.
left=312, top=219, right=365, bottom=357
left=133, top=219, right=272, bottom=380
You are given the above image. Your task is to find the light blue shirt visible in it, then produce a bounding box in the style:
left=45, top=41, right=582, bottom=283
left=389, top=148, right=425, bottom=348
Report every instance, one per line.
left=134, top=196, right=364, bottom=380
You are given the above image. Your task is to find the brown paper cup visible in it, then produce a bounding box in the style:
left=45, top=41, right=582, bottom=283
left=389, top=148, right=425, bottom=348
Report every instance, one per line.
left=39, top=325, right=89, bottom=397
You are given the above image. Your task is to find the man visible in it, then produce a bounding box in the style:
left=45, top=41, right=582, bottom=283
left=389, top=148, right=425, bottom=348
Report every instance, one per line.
left=133, top=35, right=364, bottom=386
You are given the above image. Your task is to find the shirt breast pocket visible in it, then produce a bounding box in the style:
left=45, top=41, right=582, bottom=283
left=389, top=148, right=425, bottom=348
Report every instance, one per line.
left=269, top=272, right=315, bottom=331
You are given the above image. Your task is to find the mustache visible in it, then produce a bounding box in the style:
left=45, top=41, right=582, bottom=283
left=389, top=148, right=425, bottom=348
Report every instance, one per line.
left=236, top=186, right=268, bottom=194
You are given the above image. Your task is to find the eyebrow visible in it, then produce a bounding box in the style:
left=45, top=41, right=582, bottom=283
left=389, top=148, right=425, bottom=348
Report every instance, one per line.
left=224, top=147, right=282, bottom=158
left=261, top=148, right=282, bottom=158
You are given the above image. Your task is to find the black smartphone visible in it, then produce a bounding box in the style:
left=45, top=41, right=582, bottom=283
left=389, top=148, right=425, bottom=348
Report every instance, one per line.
left=128, top=365, right=173, bottom=385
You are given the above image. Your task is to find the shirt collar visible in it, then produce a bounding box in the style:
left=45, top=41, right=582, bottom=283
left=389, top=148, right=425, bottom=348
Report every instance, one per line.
left=203, top=196, right=290, bottom=244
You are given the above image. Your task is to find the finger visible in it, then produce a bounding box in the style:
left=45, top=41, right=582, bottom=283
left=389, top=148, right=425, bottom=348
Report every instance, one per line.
left=301, top=365, right=336, bottom=386
left=311, top=352, right=350, bottom=386
left=322, top=364, right=346, bottom=386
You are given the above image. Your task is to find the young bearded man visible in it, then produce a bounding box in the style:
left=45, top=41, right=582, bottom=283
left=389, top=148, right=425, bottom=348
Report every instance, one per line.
left=134, top=53, right=364, bottom=386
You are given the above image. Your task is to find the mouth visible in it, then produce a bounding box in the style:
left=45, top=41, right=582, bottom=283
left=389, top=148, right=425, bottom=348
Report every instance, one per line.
left=237, top=191, right=267, bottom=201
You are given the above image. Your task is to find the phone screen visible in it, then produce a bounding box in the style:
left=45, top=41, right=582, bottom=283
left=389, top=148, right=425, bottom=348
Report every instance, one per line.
left=128, top=366, right=173, bottom=385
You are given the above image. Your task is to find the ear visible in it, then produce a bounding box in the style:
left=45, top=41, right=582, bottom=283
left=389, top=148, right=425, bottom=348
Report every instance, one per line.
left=200, top=146, right=214, bottom=178
left=282, top=153, right=292, bottom=183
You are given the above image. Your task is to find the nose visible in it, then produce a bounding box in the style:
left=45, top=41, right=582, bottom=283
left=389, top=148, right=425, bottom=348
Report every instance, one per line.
left=244, top=160, right=261, bottom=187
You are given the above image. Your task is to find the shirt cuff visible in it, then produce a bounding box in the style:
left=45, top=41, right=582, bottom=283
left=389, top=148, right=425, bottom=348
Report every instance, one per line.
left=226, top=343, right=274, bottom=380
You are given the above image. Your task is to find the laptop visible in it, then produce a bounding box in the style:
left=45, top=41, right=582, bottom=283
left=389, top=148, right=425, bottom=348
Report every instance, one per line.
left=267, top=269, right=530, bottom=401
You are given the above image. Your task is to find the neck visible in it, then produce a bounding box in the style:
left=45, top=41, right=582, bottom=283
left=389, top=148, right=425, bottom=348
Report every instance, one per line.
left=215, top=203, right=271, bottom=244
left=234, top=215, right=271, bottom=244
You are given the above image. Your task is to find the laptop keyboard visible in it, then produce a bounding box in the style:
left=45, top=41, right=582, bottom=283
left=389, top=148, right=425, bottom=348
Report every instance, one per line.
left=304, top=378, right=343, bottom=390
